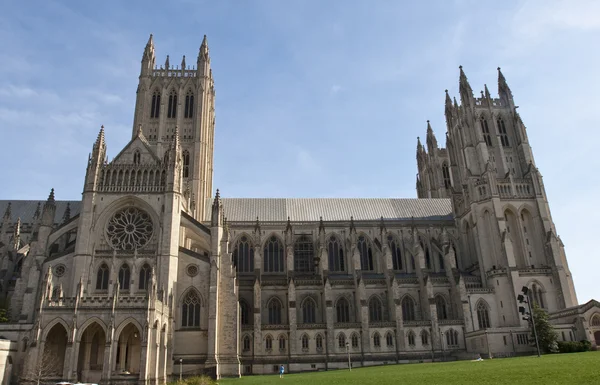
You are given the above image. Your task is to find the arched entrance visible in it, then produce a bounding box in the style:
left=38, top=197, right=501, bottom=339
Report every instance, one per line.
left=41, top=323, right=68, bottom=378
left=77, top=323, right=106, bottom=383
left=115, top=324, right=141, bottom=375
left=594, top=331, right=600, bottom=346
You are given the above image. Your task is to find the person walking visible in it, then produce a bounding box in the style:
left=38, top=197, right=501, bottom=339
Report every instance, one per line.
left=279, top=364, right=285, bottom=378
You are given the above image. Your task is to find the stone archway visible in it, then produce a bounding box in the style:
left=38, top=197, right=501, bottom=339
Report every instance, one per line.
left=115, top=323, right=142, bottom=375
left=594, top=331, right=600, bottom=346
left=41, top=323, right=68, bottom=378
left=77, top=323, right=106, bottom=383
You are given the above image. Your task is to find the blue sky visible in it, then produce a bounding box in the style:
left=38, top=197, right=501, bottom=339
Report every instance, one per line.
left=0, top=0, right=598, bottom=303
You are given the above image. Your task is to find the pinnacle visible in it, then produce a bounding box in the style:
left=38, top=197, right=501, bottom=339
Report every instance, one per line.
left=2, top=202, right=11, bottom=220
left=47, top=188, right=55, bottom=203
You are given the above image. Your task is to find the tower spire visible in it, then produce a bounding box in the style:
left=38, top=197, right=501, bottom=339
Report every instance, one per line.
left=198, top=35, right=210, bottom=63
left=497, top=67, right=513, bottom=102
left=141, top=34, right=156, bottom=76
left=459, top=65, right=473, bottom=102
left=426, top=120, right=438, bottom=154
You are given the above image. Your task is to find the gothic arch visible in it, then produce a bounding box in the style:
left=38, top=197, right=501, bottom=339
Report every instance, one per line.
left=179, top=287, right=205, bottom=307
left=475, top=299, right=491, bottom=329
left=114, top=317, right=144, bottom=342
left=356, top=233, right=375, bottom=271
left=590, top=313, right=600, bottom=327
left=400, top=294, right=417, bottom=321
left=262, top=234, right=285, bottom=273
left=232, top=233, right=255, bottom=273
left=503, top=207, right=526, bottom=267
left=326, top=233, right=346, bottom=272
left=368, top=294, right=385, bottom=322
left=386, top=232, right=404, bottom=270
left=334, top=295, right=352, bottom=323
left=76, top=317, right=107, bottom=342
left=95, top=196, right=160, bottom=245
left=42, top=317, right=71, bottom=342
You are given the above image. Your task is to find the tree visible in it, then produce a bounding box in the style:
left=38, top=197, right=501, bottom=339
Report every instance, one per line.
left=21, top=349, right=62, bottom=385
left=531, top=303, right=558, bottom=353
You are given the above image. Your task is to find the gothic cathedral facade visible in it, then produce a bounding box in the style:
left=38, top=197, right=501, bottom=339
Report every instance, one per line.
left=0, top=35, right=598, bottom=384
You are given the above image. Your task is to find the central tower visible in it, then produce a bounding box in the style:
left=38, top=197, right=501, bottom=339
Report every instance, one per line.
left=132, top=34, right=216, bottom=220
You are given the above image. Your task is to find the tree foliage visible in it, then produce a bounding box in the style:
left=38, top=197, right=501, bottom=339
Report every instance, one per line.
left=531, top=303, right=558, bottom=353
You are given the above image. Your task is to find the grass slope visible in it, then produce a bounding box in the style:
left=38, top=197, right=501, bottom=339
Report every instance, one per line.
left=219, top=352, right=600, bottom=385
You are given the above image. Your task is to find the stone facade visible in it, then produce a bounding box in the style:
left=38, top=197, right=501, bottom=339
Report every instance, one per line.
left=0, top=36, right=597, bottom=384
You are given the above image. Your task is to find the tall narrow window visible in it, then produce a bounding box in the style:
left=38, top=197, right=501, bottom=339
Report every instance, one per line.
left=182, top=150, right=190, bottom=178
left=480, top=117, right=492, bottom=146
left=338, top=333, right=346, bottom=348
left=268, top=298, right=282, bottom=325
left=301, top=334, right=309, bottom=350
left=167, top=90, right=177, bottom=119
left=386, top=332, right=394, bottom=347
left=118, top=264, right=130, bottom=290
left=263, top=236, right=284, bottom=273
left=498, top=118, right=510, bottom=147
left=243, top=336, right=251, bottom=351
left=278, top=335, right=286, bottom=351
left=421, top=330, right=429, bottom=345
left=373, top=332, right=381, bottom=347
left=357, top=235, right=374, bottom=271
left=328, top=236, right=345, bottom=272
left=294, top=235, right=314, bottom=273
left=446, top=329, right=459, bottom=347
left=133, top=150, right=141, bottom=165
left=138, top=263, right=152, bottom=291
left=435, top=295, right=448, bottom=320
left=150, top=91, right=161, bottom=118
left=402, top=296, right=415, bottom=321
left=388, top=235, right=403, bottom=270
left=351, top=333, right=359, bottom=348
left=477, top=301, right=491, bottom=329
left=182, top=291, right=201, bottom=327
left=442, top=163, right=452, bottom=189
left=265, top=335, right=273, bottom=350
left=368, top=297, right=383, bottom=323
left=184, top=90, right=194, bottom=118
left=233, top=236, right=254, bottom=273
left=316, top=334, right=323, bottom=350
left=96, top=264, right=109, bottom=290
left=336, top=297, right=350, bottom=323
left=407, top=331, right=415, bottom=346
left=240, top=301, right=250, bottom=325
left=302, top=298, right=316, bottom=324
left=423, top=244, right=431, bottom=270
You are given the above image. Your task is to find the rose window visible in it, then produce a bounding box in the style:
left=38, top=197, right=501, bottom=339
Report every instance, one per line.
left=106, top=207, right=153, bottom=250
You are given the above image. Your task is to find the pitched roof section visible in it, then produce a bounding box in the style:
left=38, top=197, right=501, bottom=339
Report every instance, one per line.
left=205, top=198, right=453, bottom=222
left=0, top=200, right=81, bottom=224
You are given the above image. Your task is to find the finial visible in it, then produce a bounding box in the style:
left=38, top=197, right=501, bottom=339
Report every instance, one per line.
left=33, top=202, right=41, bottom=219
left=47, top=188, right=55, bottom=203
left=286, top=216, right=292, bottom=232
left=165, top=55, right=170, bottom=69
left=181, top=55, right=186, bottom=69
left=62, top=203, right=71, bottom=223
left=215, top=189, right=220, bottom=200
left=349, top=216, right=355, bottom=232
left=136, top=124, right=143, bottom=137
left=3, top=202, right=11, bottom=220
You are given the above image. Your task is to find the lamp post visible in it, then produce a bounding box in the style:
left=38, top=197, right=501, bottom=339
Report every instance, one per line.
left=517, top=286, right=541, bottom=357
left=346, top=341, right=351, bottom=370
left=179, top=358, right=183, bottom=382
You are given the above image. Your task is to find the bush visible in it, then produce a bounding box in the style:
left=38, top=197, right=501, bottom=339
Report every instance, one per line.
left=167, top=376, right=217, bottom=385
left=557, top=340, right=592, bottom=353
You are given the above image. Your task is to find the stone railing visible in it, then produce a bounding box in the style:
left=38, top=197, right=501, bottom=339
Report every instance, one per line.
left=438, top=319, right=464, bottom=326
left=467, top=287, right=494, bottom=294
left=152, top=68, right=198, bottom=78
left=334, top=322, right=361, bottom=329
left=98, top=164, right=167, bottom=193
left=403, top=320, right=431, bottom=327
left=45, top=295, right=154, bottom=309
left=486, top=268, right=507, bottom=278
left=518, top=267, right=552, bottom=276
left=261, top=324, right=290, bottom=331
left=297, top=323, right=327, bottom=330
left=497, top=179, right=535, bottom=199
left=369, top=321, right=396, bottom=328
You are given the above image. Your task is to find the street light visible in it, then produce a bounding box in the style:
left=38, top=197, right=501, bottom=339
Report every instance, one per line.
left=517, top=287, right=541, bottom=357
left=345, top=341, right=351, bottom=371
left=179, top=358, right=183, bottom=382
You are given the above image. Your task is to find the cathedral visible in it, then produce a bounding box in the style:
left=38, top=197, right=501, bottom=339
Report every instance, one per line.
left=0, top=34, right=598, bottom=384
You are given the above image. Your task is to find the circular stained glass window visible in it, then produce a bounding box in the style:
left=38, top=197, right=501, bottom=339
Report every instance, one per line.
left=187, top=264, right=199, bottom=277
left=106, top=207, right=153, bottom=250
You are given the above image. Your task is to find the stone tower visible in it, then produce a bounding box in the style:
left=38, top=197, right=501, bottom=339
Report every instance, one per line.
left=132, top=34, right=216, bottom=221
left=418, top=67, right=578, bottom=328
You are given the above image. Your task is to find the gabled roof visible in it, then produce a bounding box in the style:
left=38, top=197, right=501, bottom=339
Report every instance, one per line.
left=204, top=198, right=453, bottom=223
left=0, top=200, right=81, bottom=225
left=109, top=130, right=161, bottom=165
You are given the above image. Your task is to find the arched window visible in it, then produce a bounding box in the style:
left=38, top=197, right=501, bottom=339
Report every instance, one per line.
left=167, top=90, right=177, bottom=119
left=480, top=117, right=492, bottom=146
left=51, top=287, right=60, bottom=300
left=133, top=150, right=141, bottom=165
left=301, top=334, right=309, bottom=350
left=328, top=236, right=345, bottom=272
left=438, top=253, right=445, bottom=271
left=243, top=335, right=251, bottom=352
left=267, top=298, right=282, bottom=325
left=150, top=90, right=161, bottom=118
left=421, top=330, right=429, bottom=345
left=423, top=243, right=431, bottom=270
left=240, top=301, right=250, bottom=325
left=338, top=333, right=346, bottom=348
left=446, top=329, right=459, bottom=347
left=386, top=332, right=394, bottom=347
left=358, top=235, right=374, bottom=271
left=182, top=150, right=190, bottom=178
left=477, top=301, right=491, bottom=329
left=263, top=236, right=284, bottom=273
left=591, top=315, right=600, bottom=327
left=407, top=331, right=415, bottom=346
left=316, top=334, right=323, bottom=351
left=351, top=333, right=359, bottom=348
left=336, top=297, right=350, bottom=323
left=530, top=284, right=545, bottom=309
left=233, top=236, right=254, bottom=273
left=388, top=235, right=403, bottom=270
left=402, top=296, right=416, bottom=321
left=118, top=264, right=131, bottom=290
left=96, top=263, right=109, bottom=290
left=373, top=332, right=381, bottom=347
left=435, top=295, right=448, bottom=320
left=368, top=297, right=383, bottom=323
left=302, top=297, right=316, bottom=324
left=278, top=335, right=286, bottom=351
left=265, top=335, right=273, bottom=350
left=182, top=291, right=201, bottom=327
left=294, top=235, right=314, bottom=273
left=442, top=163, right=452, bottom=189
left=138, top=263, right=152, bottom=290
left=497, top=118, right=510, bottom=147
left=184, top=90, right=194, bottom=119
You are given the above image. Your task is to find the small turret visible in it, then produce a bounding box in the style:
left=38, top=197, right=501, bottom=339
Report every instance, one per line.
left=41, top=189, right=56, bottom=226
left=85, top=126, right=107, bottom=192
left=165, top=54, right=170, bottom=70
left=426, top=120, right=438, bottom=155
left=62, top=203, right=71, bottom=224
left=497, top=67, right=514, bottom=105
left=211, top=189, right=222, bottom=227
left=141, top=34, right=156, bottom=76
left=459, top=65, right=474, bottom=107
left=197, top=35, right=211, bottom=76
left=444, top=89, right=454, bottom=127
left=484, top=84, right=491, bottom=100
left=181, top=55, right=186, bottom=70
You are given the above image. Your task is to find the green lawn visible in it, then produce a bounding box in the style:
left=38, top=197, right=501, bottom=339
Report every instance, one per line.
left=219, top=352, right=600, bottom=385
